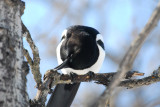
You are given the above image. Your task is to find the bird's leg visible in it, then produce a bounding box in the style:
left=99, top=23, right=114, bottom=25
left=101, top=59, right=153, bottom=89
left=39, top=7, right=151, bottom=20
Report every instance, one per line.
left=48, top=78, right=54, bottom=94
left=69, top=72, right=78, bottom=82
left=87, top=71, right=95, bottom=81
left=48, top=88, right=53, bottom=94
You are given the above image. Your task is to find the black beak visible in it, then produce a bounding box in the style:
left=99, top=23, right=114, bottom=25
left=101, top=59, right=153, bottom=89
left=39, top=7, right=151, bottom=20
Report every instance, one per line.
left=53, top=54, right=73, bottom=71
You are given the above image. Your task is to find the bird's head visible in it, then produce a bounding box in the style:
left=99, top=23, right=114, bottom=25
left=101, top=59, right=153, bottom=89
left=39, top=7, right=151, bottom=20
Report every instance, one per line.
left=56, top=25, right=105, bottom=71
left=60, top=25, right=104, bottom=56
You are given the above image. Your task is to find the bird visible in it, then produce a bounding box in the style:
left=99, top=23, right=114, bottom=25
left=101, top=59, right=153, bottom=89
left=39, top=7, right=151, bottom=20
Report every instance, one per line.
left=47, top=25, right=105, bottom=107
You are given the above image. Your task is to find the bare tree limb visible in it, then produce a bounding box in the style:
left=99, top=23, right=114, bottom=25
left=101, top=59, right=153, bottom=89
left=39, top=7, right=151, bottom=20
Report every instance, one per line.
left=44, top=66, right=160, bottom=89
left=31, top=66, right=160, bottom=107
left=22, top=23, right=42, bottom=86
left=43, top=70, right=144, bottom=86
left=119, top=75, right=160, bottom=88
left=120, top=66, right=160, bottom=88
left=23, top=48, right=33, bottom=66
left=97, top=1, right=160, bottom=107
left=30, top=70, right=144, bottom=106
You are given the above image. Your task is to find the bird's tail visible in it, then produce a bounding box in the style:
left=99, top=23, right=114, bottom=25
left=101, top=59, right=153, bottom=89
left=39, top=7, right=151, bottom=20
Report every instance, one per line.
left=47, top=83, right=80, bottom=107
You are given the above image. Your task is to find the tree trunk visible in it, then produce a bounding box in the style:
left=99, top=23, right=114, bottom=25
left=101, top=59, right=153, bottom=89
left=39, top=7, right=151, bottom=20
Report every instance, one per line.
left=0, top=0, right=29, bottom=107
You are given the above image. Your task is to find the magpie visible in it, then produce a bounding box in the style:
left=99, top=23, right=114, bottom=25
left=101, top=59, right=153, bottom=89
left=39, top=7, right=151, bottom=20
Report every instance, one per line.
left=47, top=25, right=105, bottom=107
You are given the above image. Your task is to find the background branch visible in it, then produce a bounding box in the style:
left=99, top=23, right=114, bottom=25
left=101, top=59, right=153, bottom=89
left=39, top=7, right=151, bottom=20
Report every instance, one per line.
left=96, top=1, right=160, bottom=107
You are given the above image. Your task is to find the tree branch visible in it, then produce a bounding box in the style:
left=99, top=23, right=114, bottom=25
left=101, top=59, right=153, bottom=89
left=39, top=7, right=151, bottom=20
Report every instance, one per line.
left=23, top=48, right=33, bottom=66
left=97, top=1, right=160, bottom=107
left=119, top=75, right=160, bottom=88
left=22, top=22, right=42, bottom=86
left=32, top=66, right=160, bottom=107
left=120, top=66, right=160, bottom=88
left=44, top=66, right=160, bottom=89
left=43, top=70, right=144, bottom=86
left=31, top=70, right=143, bottom=106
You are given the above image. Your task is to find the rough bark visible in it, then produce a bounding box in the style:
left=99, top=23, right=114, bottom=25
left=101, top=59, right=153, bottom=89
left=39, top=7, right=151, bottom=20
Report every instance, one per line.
left=0, top=0, right=29, bottom=107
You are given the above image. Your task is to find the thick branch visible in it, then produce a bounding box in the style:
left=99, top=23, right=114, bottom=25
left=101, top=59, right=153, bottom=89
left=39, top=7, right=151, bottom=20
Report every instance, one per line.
left=33, top=66, right=160, bottom=106
left=97, top=1, right=160, bottom=106
left=44, top=70, right=144, bottom=86
left=31, top=66, right=160, bottom=107
left=32, top=70, right=143, bottom=106
left=44, top=67, right=160, bottom=89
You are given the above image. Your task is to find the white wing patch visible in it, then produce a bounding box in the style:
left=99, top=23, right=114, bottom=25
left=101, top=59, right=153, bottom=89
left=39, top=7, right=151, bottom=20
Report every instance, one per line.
left=61, top=29, right=67, bottom=40
left=56, top=39, right=64, bottom=66
left=96, top=34, right=104, bottom=42
left=56, top=29, right=68, bottom=70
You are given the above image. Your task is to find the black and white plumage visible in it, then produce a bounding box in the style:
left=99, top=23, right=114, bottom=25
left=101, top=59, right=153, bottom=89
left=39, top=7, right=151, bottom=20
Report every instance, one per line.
left=47, top=25, right=105, bottom=107
left=57, top=25, right=105, bottom=74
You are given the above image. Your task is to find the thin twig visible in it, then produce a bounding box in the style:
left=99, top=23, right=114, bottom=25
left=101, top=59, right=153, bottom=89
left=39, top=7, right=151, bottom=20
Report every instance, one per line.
left=22, top=22, right=42, bottom=86
left=23, top=48, right=33, bottom=66
left=97, top=1, right=160, bottom=107
left=119, top=75, right=160, bottom=88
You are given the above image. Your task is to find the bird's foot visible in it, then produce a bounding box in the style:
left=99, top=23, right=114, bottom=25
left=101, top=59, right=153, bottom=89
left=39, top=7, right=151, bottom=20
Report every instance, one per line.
left=69, top=72, right=78, bottom=82
left=48, top=88, right=53, bottom=94
left=87, top=71, right=95, bottom=81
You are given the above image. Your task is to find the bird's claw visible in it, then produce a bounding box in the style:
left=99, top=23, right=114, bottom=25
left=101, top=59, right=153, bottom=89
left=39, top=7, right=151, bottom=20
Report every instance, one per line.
left=87, top=71, right=95, bottom=81
left=48, top=88, right=53, bottom=94
left=69, top=72, right=78, bottom=81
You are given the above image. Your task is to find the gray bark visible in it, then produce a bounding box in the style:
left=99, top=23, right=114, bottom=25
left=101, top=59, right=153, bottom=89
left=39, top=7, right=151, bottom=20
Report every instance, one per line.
left=0, top=0, right=29, bottom=107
